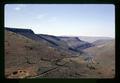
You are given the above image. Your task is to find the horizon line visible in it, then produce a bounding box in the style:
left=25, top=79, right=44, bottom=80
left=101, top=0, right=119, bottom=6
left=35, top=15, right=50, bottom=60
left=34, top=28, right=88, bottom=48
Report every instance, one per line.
left=5, top=27, right=115, bottom=38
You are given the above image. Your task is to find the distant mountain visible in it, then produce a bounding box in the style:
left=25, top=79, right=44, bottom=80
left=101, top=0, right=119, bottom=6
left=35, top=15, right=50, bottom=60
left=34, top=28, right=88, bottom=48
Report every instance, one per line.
left=78, top=36, right=113, bottom=43
left=59, top=36, right=94, bottom=52
left=92, top=39, right=114, bottom=46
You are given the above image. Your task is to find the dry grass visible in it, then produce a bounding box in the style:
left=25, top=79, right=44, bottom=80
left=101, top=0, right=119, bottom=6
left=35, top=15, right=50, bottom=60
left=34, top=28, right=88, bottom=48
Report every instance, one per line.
left=5, top=30, right=115, bottom=78
left=84, top=40, right=115, bottom=78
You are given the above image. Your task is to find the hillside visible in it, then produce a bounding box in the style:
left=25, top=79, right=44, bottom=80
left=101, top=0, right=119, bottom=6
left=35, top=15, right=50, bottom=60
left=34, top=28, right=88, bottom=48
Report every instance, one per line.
left=37, top=34, right=68, bottom=48
left=4, top=30, right=103, bottom=78
left=59, top=37, right=94, bottom=51
left=92, top=39, right=114, bottom=46
left=78, top=36, right=113, bottom=43
left=84, top=40, right=115, bottom=78
left=5, top=28, right=115, bottom=78
left=6, top=28, right=82, bottom=55
left=5, top=30, right=72, bottom=78
left=6, top=28, right=99, bottom=55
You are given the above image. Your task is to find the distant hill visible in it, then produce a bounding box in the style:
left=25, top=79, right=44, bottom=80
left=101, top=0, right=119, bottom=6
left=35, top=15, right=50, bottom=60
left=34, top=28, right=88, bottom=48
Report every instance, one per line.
left=59, top=36, right=94, bottom=52
left=78, top=36, right=113, bottom=43
left=92, top=39, right=114, bottom=46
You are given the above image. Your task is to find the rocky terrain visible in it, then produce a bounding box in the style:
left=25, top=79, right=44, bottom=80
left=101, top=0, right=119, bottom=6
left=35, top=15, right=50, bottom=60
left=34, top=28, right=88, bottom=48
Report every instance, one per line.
left=5, top=28, right=115, bottom=79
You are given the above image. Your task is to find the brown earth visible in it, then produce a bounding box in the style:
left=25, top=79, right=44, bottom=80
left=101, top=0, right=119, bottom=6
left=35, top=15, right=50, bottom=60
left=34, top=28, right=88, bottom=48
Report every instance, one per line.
left=5, top=30, right=115, bottom=78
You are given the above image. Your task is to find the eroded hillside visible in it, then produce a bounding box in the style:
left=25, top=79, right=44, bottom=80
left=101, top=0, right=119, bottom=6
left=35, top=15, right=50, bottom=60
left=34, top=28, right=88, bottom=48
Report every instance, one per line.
left=5, top=30, right=71, bottom=78
left=5, top=28, right=115, bottom=78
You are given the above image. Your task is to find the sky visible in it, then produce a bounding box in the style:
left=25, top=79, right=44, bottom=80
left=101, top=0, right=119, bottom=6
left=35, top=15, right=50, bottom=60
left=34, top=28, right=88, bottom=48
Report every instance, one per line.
left=5, top=4, right=115, bottom=38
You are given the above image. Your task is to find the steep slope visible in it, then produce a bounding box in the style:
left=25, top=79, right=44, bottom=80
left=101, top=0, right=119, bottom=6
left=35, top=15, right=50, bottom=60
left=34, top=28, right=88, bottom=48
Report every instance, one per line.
left=5, top=27, right=48, bottom=42
left=5, top=28, right=80, bottom=55
left=37, top=34, right=68, bottom=48
left=5, top=28, right=68, bottom=49
left=5, top=30, right=71, bottom=78
left=84, top=40, right=115, bottom=78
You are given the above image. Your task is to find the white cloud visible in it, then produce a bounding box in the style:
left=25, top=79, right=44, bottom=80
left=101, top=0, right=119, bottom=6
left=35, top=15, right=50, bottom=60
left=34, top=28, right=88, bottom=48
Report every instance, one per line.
left=14, top=7, right=21, bottom=11
left=14, top=4, right=27, bottom=11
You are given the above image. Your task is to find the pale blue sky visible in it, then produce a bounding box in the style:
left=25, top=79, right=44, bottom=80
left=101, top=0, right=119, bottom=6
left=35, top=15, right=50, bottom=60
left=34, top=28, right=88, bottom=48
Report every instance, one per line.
left=5, top=4, right=115, bottom=38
